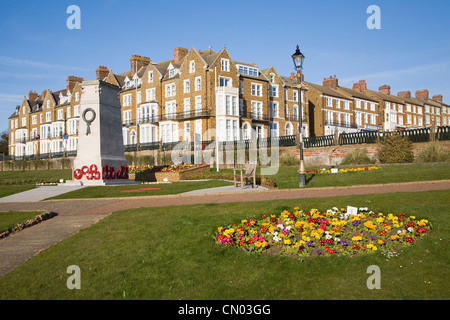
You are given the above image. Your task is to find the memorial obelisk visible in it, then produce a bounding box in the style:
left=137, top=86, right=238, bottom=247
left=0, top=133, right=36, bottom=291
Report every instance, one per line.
left=71, top=80, right=132, bottom=185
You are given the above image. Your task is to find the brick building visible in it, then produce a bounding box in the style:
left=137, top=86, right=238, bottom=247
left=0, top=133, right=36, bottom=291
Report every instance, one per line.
left=6, top=46, right=449, bottom=158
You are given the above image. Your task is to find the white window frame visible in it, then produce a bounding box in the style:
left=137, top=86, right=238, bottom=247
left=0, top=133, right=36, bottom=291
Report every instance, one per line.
left=251, top=83, right=262, bottom=97
left=184, top=79, right=190, bottom=93
left=221, top=58, right=230, bottom=72
left=123, top=94, right=132, bottom=107
left=195, top=76, right=201, bottom=91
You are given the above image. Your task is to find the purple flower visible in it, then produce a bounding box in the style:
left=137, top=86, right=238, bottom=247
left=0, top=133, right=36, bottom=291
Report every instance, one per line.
left=282, top=229, right=289, bottom=236
left=306, top=242, right=314, bottom=247
left=341, top=240, right=348, bottom=247
left=352, top=220, right=360, bottom=227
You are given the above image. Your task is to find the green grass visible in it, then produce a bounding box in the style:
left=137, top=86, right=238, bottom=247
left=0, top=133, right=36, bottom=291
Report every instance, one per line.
left=0, top=169, right=72, bottom=185
left=47, top=180, right=234, bottom=200
left=0, top=211, right=45, bottom=234
left=0, top=185, right=37, bottom=198
left=0, top=190, right=448, bottom=300
left=271, top=163, right=450, bottom=189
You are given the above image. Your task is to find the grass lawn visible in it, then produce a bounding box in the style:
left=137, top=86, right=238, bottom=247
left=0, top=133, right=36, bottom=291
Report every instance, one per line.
left=0, top=185, right=37, bottom=198
left=270, top=163, right=450, bottom=189
left=0, top=169, right=72, bottom=185
left=0, top=189, right=448, bottom=300
left=47, top=180, right=234, bottom=200
left=0, top=211, right=45, bottom=234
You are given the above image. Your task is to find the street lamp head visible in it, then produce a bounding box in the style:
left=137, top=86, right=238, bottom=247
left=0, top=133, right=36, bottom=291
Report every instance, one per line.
left=292, top=45, right=305, bottom=72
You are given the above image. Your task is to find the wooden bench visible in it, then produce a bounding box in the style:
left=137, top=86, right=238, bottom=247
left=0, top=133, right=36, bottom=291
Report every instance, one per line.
left=234, top=162, right=257, bottom=189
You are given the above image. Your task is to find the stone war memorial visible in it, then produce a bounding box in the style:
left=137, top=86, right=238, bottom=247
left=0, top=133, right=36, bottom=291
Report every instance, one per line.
left=69, top=80, right=134, bottom=186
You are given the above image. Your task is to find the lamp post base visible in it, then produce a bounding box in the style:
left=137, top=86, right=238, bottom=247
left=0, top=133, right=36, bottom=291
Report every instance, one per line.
left=299, top=173, right=306, bottom=188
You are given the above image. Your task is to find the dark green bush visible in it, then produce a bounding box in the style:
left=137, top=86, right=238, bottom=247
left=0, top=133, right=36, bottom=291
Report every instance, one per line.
left=377, top=134, right=414, bottom=164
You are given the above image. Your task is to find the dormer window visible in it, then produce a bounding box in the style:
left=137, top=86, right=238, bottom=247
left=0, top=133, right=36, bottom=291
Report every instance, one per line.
left=75, top=92, right=80, bottom=102
left=169, top=69, right=175, bottom=78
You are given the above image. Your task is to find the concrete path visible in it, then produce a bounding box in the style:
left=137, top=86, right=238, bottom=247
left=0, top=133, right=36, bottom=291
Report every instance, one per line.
left=180, top=184, right=267, bottom=195
left=0, top=179, right=449, bottom=278
left=0, top=185, right=87, bottom=203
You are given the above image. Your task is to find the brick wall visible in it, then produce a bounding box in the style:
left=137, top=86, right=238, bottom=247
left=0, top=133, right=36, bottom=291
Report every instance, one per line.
left=285, top=140, right=450, bottom=166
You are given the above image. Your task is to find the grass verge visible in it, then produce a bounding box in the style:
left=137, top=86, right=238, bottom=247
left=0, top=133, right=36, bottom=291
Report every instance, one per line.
left=0, top=211, right=45, bottom=234
left=0, top=190, right=448, bottom=300
left=272, top=163, right=450, bottom=189
left=47, top=180, right=234, bottom=200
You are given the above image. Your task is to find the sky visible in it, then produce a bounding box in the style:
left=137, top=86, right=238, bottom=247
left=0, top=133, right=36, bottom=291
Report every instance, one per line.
left=0, top=0, right=449, bottom=131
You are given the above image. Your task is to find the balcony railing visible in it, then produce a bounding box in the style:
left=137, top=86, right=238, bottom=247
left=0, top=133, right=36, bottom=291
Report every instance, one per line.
left=243, top=112, right=269, bottom=121
left=325, top=120, right=358, bottom=129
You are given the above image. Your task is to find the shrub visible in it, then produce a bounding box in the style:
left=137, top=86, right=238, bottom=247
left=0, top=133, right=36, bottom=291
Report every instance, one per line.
left=377, top=134, right=414, bottom=164
left=279, top=149, right=299, bottom=166
left=416, top=142, right=450, bottom=163
left=340, top=148, right=375, bottom=165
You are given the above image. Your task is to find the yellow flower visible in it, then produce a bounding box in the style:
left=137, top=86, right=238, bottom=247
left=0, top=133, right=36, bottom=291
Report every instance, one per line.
left=218, top=227, right=223, bottom=233
left=377, top=217, right=384, bottom=223
left=391, top=235, right=399, bottom=240
left=284, top=239, right=291, bottom=245
left=377, top=239, right=384, bottom=245
left=241, top=219, right=248, bottom=224
left=352, top=235, right=362, bottom=241
left=268, top=226, right=275, bottom=233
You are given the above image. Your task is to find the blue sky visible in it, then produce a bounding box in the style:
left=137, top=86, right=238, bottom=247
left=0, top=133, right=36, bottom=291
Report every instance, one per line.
left=0, top=0, right=449, bottom=131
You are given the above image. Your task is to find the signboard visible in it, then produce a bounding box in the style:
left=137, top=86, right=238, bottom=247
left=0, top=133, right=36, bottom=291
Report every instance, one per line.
left=365, top=124, right=379, bottom=131
left=347, top=206, right=358, bottom=216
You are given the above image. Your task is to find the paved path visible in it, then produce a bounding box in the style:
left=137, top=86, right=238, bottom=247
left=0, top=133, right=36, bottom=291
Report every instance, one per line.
left=0, top=179, right=449, bottom=277
left=0, top=185, right=87, bottom=203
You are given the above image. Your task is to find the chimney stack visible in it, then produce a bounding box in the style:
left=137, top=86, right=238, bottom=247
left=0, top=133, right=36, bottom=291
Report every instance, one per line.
left=28, top=90, right=38, bottom=101
left=397, top=91, right=411, bottom=99
left=96, top=66, right=109, bottom=81
left=379, top=85, right=391, bottom=96
left=130, top=55, right=151, bottom=76
left=323, top=75, right=338, bottom=90
left=433, top=94, right=443, bottom=102
left=353, top=80, right=367, bottom=93
left=174, top=47, right=188, bottom=64
left=66, top=76, right=84, bottom=93
left=415, top=89, right=429, bottom=101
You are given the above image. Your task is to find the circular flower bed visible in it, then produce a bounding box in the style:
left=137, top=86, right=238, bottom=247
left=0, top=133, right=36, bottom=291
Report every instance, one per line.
left=214, top=207, right=431, bottom=257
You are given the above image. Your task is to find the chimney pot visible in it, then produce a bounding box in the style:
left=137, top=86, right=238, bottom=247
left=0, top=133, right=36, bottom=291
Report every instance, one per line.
left=28, top=90, right=38, bottom=101
left=415, top=89, right=429, bottom=101
left=174, top=47, right=188, bottom=64
left=130, top=55, right=151, bottom=76
left=432, top=94, right=443, bottom=102
left=96, top=66, right=109, bottom=81
left=323, top=76, right=338, bottom=90
left=398, top=91, right=411, bottom=99
left=66, top=76, right=84, bottom=93
left=379, top=85, right=391, bottom=96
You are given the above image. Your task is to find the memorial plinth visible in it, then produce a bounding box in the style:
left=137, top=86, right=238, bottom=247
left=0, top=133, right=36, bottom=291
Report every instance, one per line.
left=70, top=80, right=136, bottom=186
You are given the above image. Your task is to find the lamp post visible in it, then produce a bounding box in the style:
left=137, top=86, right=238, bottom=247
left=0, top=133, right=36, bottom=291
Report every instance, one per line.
left=292, top=45, right=306, bottom=187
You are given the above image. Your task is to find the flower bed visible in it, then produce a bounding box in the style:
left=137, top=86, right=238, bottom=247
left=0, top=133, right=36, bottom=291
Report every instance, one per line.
left=215, top=207, right=431, bottom=257
left=131, top=164, right=210, bottom=182
left=306, top=166, right=380, bottom=174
